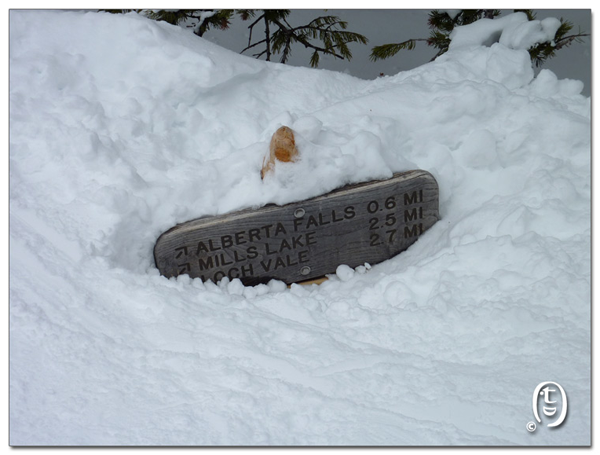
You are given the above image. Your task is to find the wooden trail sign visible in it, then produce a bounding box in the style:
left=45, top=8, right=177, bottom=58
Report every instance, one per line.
left=154, top=170, right=439, bottom=286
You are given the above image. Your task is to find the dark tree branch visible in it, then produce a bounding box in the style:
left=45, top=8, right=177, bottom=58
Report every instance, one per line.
left=264, top=15, right=271, bottom=61
left=295, top=35, right=345, bottom=59
left=246, top=13, right=265, bottom=49
left=247, top=14, right=264, bottom=30
left=239, top=10, right=366, bottom=67
left=241, top=38, right=267, bottom=54
left=553, top=32, right=590, bottom=50
left=270, top=17, right=345, bottom=59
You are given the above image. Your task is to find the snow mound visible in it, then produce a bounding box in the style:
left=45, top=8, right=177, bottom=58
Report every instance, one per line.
left=10, top=11, right=590, bottom=446
left=449, top=12, right=561, bottom=52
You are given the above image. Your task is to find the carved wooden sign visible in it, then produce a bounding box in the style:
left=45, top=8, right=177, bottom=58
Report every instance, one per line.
left=154, top=170, right=439, bottom=286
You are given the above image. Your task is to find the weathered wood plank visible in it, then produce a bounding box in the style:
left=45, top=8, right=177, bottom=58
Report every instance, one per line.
left=154, top=170, right=440, bottom=286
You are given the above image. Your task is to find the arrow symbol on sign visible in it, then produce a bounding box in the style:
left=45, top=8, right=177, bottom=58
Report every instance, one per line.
left=175, top=246, right=188, bottom=259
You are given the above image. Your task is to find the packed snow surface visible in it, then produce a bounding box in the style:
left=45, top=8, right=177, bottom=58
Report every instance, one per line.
left=10, top=11, right=590, bottom=445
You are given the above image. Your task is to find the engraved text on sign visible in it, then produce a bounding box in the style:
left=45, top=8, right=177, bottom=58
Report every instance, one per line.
left=154, top=170, right=439, bottom=285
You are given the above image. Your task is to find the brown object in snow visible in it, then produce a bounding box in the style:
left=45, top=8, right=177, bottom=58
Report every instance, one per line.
left=261, top=126, right=299, bottom=179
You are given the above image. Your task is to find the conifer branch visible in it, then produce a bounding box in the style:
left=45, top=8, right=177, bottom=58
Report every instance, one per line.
left=370, top=39, right=428, bottom=61
left=240, top=11, right=367, bottom=67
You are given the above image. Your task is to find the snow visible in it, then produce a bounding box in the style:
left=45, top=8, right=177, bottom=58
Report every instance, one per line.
left=335, top=264, right=355, bottom=282
left=450, top=12, right=562, bottom=52
left=9, top=10, right=590, bottom=446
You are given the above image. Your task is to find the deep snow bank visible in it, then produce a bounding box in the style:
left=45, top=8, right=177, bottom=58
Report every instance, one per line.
left=10, top=10, right=590, bottom=445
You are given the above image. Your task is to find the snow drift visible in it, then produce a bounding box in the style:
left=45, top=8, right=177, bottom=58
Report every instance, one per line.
left=10, top=10, right=590, bottom=445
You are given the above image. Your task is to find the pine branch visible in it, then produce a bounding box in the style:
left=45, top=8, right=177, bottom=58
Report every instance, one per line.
left=555, top=32, right=589, bottom=49
left=280, top=35, right=293, bottom=64
left=294, top=34, right=346, bottom=61
left=528, top=18, right=589, bottom=67
left=430, top=47, right=447, bottom=61
left=309, top=50, right=320, bottom=67
left=145, top=10, right=190, bottom=26
left=192, top=10, right=233, bottom=37
left=237, top=10, right=365, bottom=67
left=270, top=15, right=363, bottom=64
left=237, top=9, right=255, bottom=21
left=370, top=39, right=427, bottom=61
